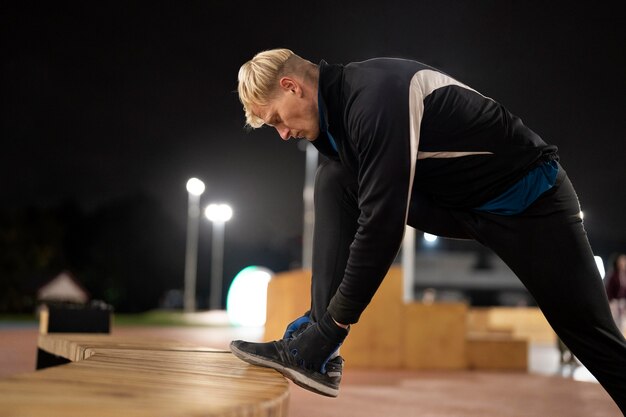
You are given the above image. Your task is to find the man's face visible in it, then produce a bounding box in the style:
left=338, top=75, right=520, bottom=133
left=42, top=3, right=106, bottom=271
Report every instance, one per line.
left=253, top=78, right=320, bottom=141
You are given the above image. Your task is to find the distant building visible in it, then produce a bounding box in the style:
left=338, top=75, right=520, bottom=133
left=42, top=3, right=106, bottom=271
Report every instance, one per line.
left=408, top=251, right=532, bottom=306
left=37, top=271, right=89, bottom=304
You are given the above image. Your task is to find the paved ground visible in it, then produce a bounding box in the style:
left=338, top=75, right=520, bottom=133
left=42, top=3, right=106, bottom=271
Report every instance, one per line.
left=0, top=323, right=621, bottom=416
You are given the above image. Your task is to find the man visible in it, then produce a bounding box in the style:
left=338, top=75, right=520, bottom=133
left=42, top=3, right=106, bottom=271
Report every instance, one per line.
left=229, top=49, right=626, bottom=412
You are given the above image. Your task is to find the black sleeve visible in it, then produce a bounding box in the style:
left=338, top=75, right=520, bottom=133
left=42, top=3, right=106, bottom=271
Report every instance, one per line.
left=326, top=89, right=415, bottom=324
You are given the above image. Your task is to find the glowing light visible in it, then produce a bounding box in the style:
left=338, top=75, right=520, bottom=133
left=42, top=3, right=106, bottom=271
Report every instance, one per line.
left=579, top=211, right=584, bottom=220
left=423, top=233, right=438, bottom=243
left=595, top=256, right=605, bottom=279
left=186, top=178, right=205, bottom=196
left=205, top=203, right=233, bottom=222
left=227, top=266, right=273, bottom=327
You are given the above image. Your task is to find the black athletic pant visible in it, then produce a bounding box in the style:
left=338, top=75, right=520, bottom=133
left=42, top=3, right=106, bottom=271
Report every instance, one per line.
left=310, top=159, right=626, bottom=413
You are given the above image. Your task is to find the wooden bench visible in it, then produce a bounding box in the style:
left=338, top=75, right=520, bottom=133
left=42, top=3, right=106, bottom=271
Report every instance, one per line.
left=0, top=333, right=289, bottom=417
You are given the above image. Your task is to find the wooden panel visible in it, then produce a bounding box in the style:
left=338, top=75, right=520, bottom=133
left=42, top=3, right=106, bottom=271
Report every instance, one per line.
left=341, top=267, right=404, bottom=368
left=0, top=334, right=289, bottom=417
left=468, top=307, right=556, bottom=344
left=264, top=269, right=311, bottom=342
left=264, top=267, right=406, bottom=368
left=467, top=336, right=528, bottom=370
left=466, top=308, right=492, bottom=334
left=262, top=268, right=534, bottom=372
left=488, top=307, right=556, bottom=344
left=403, top=303, right=468, bottom=370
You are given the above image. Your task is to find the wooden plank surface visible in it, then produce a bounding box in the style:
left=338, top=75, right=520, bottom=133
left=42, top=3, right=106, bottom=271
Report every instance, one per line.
left=37, top=333, right=222, bottom=361
left=0, top=334, right=289, bottom=417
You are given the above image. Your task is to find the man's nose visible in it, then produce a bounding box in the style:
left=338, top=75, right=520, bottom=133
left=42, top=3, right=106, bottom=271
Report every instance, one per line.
left=276, top=126, right=291, bottom=141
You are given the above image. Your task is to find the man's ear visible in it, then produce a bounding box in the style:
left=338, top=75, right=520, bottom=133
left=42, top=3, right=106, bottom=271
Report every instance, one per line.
left=279, top=77, right=301, bottom=95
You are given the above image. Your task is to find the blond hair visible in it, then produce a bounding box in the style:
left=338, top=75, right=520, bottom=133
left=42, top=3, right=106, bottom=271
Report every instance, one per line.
left=237, top=48, right=314, bottom=128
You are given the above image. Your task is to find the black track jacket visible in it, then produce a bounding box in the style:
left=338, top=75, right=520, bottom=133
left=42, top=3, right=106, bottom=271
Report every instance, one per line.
left=312, top=58, right=558, bottom=324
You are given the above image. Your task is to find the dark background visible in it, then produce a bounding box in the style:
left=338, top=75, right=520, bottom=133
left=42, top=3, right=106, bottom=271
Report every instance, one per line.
left=1, top=1, right=625, bottom=312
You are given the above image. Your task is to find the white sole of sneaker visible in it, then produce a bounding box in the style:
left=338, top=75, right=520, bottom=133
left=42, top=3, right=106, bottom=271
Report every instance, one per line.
left=229, top=342, right=339, bottom=398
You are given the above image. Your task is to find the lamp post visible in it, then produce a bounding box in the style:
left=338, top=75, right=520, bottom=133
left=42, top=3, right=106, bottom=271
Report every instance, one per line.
left=302, top=141, right=318, bottom=270
left=205, top=203, right=233, bottom=310
left=402, top=226, right=416, bottom=303
left=184, top=178, right=205, bottom=313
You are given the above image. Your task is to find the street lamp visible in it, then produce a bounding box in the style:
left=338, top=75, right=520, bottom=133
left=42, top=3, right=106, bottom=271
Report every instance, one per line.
left=205, top=203, right=233, bottom=310
left=184, top=178, right=205, bottom=313
left=423, top=233, right=438, bottom=244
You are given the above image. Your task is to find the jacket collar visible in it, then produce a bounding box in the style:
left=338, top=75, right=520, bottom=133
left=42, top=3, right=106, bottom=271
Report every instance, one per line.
left=312, top=60, right=344, bottom=158
left=318, top=60, right=344, bottom=134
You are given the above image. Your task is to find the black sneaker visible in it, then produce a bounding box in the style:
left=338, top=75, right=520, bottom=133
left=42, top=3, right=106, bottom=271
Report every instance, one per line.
left=323, top=355, right=344, bottom=385
left=230, top=339, right=344, bottom=397
left=231, top=312, right=348, bottom=397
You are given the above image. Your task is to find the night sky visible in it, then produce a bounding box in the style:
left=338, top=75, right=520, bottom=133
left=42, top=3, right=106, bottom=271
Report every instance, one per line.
left=2, top=2, right=625, bottom=276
